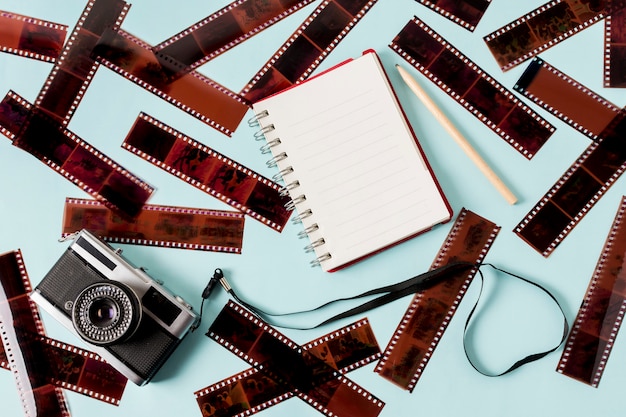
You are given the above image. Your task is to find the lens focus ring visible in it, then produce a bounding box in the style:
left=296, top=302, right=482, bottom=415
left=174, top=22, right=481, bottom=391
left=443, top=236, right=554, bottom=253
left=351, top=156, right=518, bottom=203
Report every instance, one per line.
left=72, top=282, right=141, bottom=346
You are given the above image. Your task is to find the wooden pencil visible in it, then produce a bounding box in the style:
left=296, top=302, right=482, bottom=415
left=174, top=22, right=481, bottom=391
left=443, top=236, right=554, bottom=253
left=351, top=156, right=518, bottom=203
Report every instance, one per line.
left=396, top=64, right=517, bottom=205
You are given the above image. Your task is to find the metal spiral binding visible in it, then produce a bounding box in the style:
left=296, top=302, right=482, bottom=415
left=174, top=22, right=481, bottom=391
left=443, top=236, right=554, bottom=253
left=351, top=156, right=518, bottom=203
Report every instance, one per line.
left=266, top=152, right=287, bottom=168
left=310, top=253, right=332, bottom=267
left=292, top=209, right=313, bottom=224
left=252, top=107, right=331, bottom=268
left=272, top=166, right=294, bottom=182
left=279, top=180, right=300, bottom=196
left=260, top=138, right=281, bottom=154
left=285, top=195, right=306, bottom=211
left=254, top=123, right=275, bottom=140
left=304, top=238, right=325, bottom=253
left=297, top=223, right=319, bottom=238
left=247, top=109, right=269, bottom=127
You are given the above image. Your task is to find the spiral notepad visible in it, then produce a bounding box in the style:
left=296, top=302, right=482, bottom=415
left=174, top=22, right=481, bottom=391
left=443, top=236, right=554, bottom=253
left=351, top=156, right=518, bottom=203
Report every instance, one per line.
left=252, top=51, right=452, bottom=272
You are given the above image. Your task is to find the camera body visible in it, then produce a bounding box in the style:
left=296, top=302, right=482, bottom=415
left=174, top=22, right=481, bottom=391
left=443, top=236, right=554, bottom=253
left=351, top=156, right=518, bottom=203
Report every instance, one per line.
left=30, top=230, right=199, bottom=386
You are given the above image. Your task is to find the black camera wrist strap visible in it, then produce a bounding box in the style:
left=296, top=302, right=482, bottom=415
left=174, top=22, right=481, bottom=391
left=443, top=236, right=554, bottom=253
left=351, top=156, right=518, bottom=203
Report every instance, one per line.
left=200, top=262, right=569, bottom=377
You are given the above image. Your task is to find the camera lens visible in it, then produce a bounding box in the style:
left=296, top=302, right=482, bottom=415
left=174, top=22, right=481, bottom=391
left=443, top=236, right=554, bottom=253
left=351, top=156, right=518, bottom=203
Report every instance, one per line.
left=89, top=298, right=118, bottom=327
left=72, top=282, right=141, bottom=346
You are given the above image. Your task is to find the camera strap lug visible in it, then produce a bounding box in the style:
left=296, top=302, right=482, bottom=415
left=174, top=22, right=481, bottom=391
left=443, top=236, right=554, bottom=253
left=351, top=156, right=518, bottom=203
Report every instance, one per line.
left=58, top=231, right=80, bottom=242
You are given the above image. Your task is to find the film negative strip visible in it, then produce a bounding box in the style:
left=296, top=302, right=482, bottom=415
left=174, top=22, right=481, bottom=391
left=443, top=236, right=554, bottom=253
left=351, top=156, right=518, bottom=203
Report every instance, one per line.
left=390, top=17, right=555, bottom=159
left=94, top=28, right=249, bottom=137
left=557, top=196, right=626, bottom=387
left=196, top=313, right=381, bottom=417
left=0, top=328, right=70, bottom=417
left=605, top=0, right=626, bottom=87
left=415, top=0, right=491, bottom=32
left=0, top=250, right=127, bottom=415
left=153, top=0, right=317, bottom=76
left=196, top=367, right=293, bottom=417
left=0, top=91, right=30, bottom=140
left=0, top=333, right=128, bottom=405
left=0, top=11, right=67, bottom=62
left=484, top=0, right=607, bottom=72
left=123, top=113, right=291, bottom=232
left=0, top=250, right=65, bottom=417
left=375, top=208, right=500, bottom=391
left=39, top=336, right=127, bottom=405
left=0, top=1, right=154, bottom=218
left=30, top=0, right=129, bottom=126
left=241, top=0, right=379, bottom=103
left=515, top=108, right=626, bottom=257
left=514, top=58, right=622, bottom=141
left=0, top=91, right=154, bottom=219
left=62, top=197, right=245, bottom=253
left=204, top=301, right=384, bottom=417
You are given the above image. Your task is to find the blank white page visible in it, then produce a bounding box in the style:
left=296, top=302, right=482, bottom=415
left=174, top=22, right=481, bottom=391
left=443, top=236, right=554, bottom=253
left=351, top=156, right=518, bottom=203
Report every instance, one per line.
left=252, top=52, right=451, bottom=271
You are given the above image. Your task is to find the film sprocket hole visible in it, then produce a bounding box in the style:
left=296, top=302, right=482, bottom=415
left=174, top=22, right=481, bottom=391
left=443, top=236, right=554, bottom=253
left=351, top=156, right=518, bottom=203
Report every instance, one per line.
left=30, top=229, right=199, bottom=386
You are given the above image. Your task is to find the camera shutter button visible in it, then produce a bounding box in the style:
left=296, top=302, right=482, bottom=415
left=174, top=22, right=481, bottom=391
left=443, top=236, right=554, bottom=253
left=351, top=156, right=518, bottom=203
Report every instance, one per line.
left=175, top=296, right=192, bottom=309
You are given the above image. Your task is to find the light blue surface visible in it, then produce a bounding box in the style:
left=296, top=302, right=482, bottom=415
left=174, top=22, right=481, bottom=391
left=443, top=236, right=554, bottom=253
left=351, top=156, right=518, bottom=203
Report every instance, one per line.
left=0, top=1, right=625, bottom=416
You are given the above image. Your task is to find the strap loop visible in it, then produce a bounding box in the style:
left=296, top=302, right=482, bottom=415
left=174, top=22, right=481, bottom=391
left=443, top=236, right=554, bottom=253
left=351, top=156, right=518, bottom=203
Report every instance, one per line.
left=211, top=262, right=569, bottom=376
left=462, top=263, right=569, bottom=377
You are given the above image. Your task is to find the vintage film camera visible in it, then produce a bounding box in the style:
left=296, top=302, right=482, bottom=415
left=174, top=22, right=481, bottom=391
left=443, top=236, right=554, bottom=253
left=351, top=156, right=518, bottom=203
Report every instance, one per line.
left=30, top=230, right=199, bottom=386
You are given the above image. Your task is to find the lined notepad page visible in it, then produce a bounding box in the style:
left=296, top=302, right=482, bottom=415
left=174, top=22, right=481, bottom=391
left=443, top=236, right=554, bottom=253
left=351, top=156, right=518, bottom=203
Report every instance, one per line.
left=253, top=52, right=450, bottom=271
